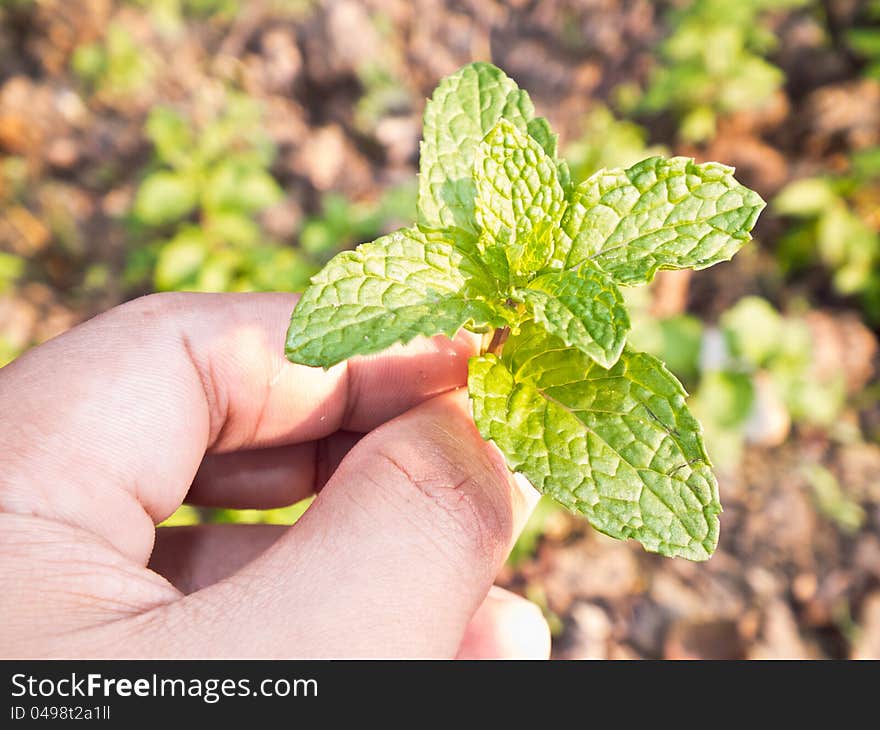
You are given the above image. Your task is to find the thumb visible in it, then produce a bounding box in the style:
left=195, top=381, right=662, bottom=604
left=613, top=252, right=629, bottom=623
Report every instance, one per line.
left=144, top=389, right=538, bottom=657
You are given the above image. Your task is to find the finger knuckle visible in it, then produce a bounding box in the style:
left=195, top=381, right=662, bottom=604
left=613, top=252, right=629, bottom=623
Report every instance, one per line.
left=116, top=291, right=184, bottom=319
left=369, top=436, right=512, bottom=566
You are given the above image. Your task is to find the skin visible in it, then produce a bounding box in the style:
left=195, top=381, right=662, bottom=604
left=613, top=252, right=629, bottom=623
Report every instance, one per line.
left=0, top=292, right=550, bottom=658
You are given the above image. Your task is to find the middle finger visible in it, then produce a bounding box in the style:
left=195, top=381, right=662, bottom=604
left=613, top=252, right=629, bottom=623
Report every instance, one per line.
left=186, top=431, right=362, bottom=509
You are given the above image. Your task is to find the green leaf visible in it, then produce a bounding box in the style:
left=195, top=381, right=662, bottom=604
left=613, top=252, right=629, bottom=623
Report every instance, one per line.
left=203, top=162, right=283, bottom=215
left=627, top=314, right=704, bottom=384
left=154, top=227, right=208, bottom=291
left=206, top=212, right=261, bottom=247
left=71, top=42, right=106, bottom=83
left=559, top=156, right=765, bottom=284
left=246, top=246, right=317, bottom=293
left=469, top=322, right=720, bottom=560
left=692, top=370, right=754, bottom=431
left=146, top=107, right=194, bottom=169
left=773, top=177, right=837, bottom=217
left=474, top=119, right=566, bottom=277
left=527, top=116, right=572, bottom=192
left=194, top=250, right=239, bottom=293
left=285, top=227, right=505, bottom=368
left=555, top=159, right=572, bottom=194
left=851, top=146, right=880, bottom=180
left=134, top=171, right=198, bottom=225
left=720, top=295, right=785, bottom=367
left=806, top=464, right=865, bottom=535
left=0, top=252, right=24, bottom=295
left=847, top=27, right=880, bottom=58
left=516, top=263, right=630, bottom=368
left=417, top=62, right=534, bottom=234
left=526, top=117, right=557, bottom=159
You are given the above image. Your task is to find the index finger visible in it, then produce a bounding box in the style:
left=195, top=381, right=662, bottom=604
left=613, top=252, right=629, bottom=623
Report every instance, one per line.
left=0, top=292, right=479, bottom=563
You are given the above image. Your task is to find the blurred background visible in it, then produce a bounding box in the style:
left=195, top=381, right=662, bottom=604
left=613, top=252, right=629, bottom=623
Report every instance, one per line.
left=1, top=0, right=879, bottom=658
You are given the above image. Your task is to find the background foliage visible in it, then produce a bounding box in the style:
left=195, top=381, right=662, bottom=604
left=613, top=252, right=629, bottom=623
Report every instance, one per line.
left=1, top=0, right=879, bottom=658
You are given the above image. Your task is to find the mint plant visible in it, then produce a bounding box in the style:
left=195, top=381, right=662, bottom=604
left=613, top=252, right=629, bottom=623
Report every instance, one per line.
left=71, top=23, right=156, bottom=100
left=774, top=148, right=880, bottom=324
left=638, top=0, right=806, bottom=143
left=128, top=94, right=314, bottom=294
left=284, top=63, right=765, bottom=560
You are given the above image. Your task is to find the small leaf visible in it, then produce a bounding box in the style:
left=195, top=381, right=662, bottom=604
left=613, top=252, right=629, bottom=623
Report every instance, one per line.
left=0, top=252, right=24, bottom=280
left=469, top=322, right=720, bottom=560
left=526, top=117, right=557, bottom=159
left=516, top=263, right=630, bottom=368
left=206, top=212, right=261, bottom=247
left=527, top=117, right=570, bottom=192
left=247, top=246, right=317, bottom=292
left=203, top=162, right=283, bottom=215
left=417, top=62, right=534, bottom=235
left=154, top=227, right=207, bottom=290
left=71, top=42, right=106, bottom=83
left=474, top=119, right=566, bottom=277
left=559, top=156, right=765, bottom=284
left=773, top=178, right=837, bottom=217
left=847, top=27, right=880, bottom=58
left=286, top=227, right=505, bottom=368
left=134, top=171, right=198, bottom=226
left=555, top=159, right=572, bottom=194
left=146, top=107, right=194, bottom=169
left=720, top=295, right=784, bottom=368
left=195, top=249, right=240, bottom=293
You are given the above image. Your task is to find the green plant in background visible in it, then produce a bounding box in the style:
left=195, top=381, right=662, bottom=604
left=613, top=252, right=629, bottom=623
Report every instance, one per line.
left=134, top=0, right=313, bottom=36
left=638, top=0, right=808, bottom=142
left=627, top=290, right=848, bottom=470
left=0, top=252, right=23, bottom=296
left=129, top=0, right=240, bottom=36
left=132, top=0, right=316, bottom=37
left=127, top=92, right=317, bottom=293
left=354, top=62, right=413, bottom=133
left=285, top=63, right=765, bottom=560
left=176, top=0, right=240, bottom=17
left=507, top=496, right=566, bottom=566
left=345, top=9, right=413, bottom=133
left=159, top=498, right=314, bottom=528
left=298, top=182, right=416, bottom=263
left=0, top=0, right=35, bottom=13
left=625, top=286, right=705, bottom=385
left=206, top=498, right=314, bottom=526
left=0, top=253, right=25, bottom=367
left=0, top=339, right=22, bottom=369
left=847, top=0, right=880, bottom=79
left=804, top=464, right=866, bottom=534
left=564, top=106, right=667, bottom=183
left=774, top=147, right=880, bottom=322
left=697, top=297, right=844, bottom=468
left=71, top=23, right=156, bottom=98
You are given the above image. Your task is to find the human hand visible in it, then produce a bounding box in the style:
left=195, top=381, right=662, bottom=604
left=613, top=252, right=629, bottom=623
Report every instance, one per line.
left=0, top=293, right=549, bottom=658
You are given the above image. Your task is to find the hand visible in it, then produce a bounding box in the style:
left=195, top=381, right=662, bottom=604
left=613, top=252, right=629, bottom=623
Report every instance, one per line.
left=0, top=293, right=549, bottom=658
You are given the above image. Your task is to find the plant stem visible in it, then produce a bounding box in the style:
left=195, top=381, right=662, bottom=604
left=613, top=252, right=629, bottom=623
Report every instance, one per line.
left=484, top=326, right=510, bottom=356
